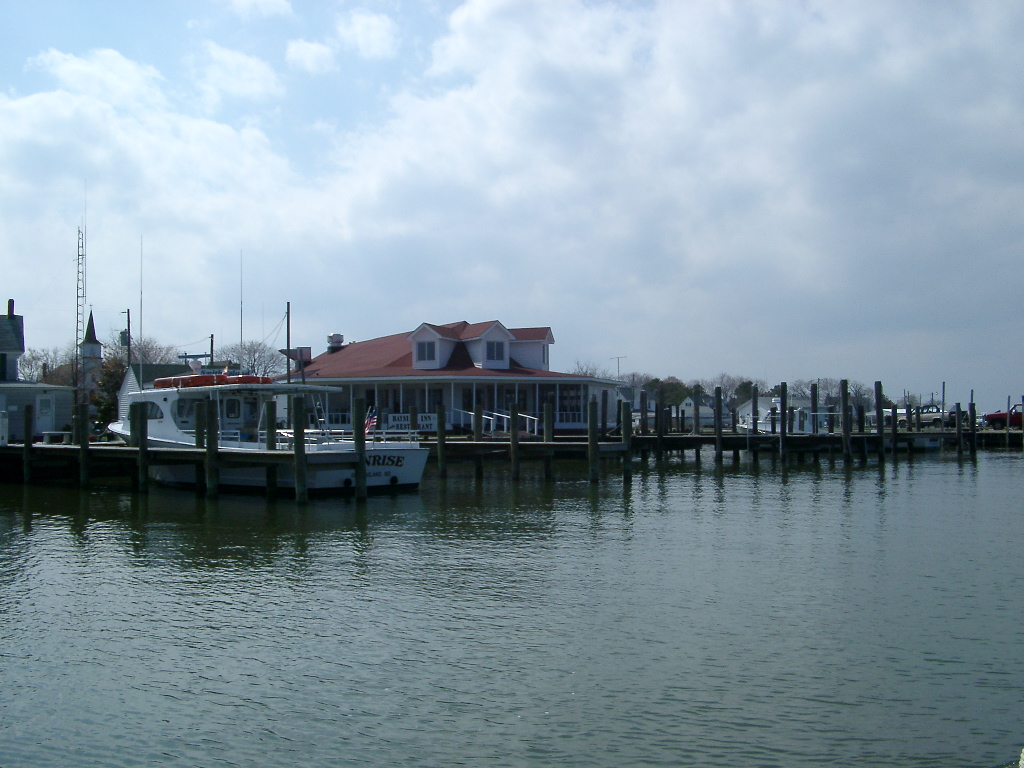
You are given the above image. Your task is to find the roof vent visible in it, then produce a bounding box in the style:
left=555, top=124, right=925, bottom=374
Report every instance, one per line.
left=327, top=333, right=345, bottom=353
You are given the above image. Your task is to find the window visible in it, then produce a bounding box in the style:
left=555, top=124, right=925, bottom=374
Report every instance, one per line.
left=486, top=341, right=505, bottom=361
left=417, top=341, right=436, bottom=362
left=221, top=398, right=240, bottom=420
left=542, top=345, right=548, bottom=365
left=144, top=402, right=164, bottom=420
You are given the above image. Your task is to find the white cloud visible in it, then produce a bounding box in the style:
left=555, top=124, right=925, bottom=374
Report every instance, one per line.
left=224, top=0, right=292, bottom=20
left=197, top=42, right=284, bottom=110
left=28, top=48, right=167, bottom=109
left=336, top=10, right=399, bottom=60
left=319, top=0, right=1024, bottom=401
left=286, top=39, right=336, bottom=75
left=3, top=1, right=1024, bottom=406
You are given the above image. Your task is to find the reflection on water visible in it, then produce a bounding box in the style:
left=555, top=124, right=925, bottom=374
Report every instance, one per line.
left=1, top=453, right=1022, bottom=767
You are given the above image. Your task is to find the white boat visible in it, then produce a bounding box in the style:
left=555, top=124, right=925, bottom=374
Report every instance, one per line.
left=736, top=398, right=942, bottom=451
left=736, top=398, right=834, bottom=435
left=110, top=375, right=429, bottom=493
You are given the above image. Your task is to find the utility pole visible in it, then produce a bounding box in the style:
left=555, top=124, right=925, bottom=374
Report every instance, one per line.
left=121, top=309, right=131, bottom=371
left=611, top=355, right=626, bottom=379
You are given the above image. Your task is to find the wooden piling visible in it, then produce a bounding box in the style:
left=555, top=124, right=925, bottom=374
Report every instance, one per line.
left=353, top=397, right=367, bottom=500
left=22, top=403, right=33, bottom=483
left=955, top=402, right=964, bottom=458
left=543, top=400, right=554, bottom=480
left=890, top=405, right=898, bottom=455
left=639, top=390, right=649, bottom=436
left=620, top=400, right=633, bottom=480
left=128, top=401, right=139, bottom=448
left=874, top=381, right=884, bottom=461
left=473, top=401, right=483, bottom=441
left=856, top=405, right=867, bottom=462
left=76, top=403, right=89, bottom=487
left=292, top=395, right=308, bottom=503
left=656, top=388, right=665, bottom=462
left=409, top=404, right=419, bottom=436
left=841, top=379, right=852, bottom=464
left=510, top=402, right=520, bottom=480
left=264, top=400, right=277, bottom=495
left=714, top=386, right=724, bottom=464
left=968, top=402, right=977, bottom=458
left=810, top=383, right=818, bottom=436
left=779, top=382, right=788, bottom=461
left=751, top=387, right=759, bottom=435
left=587, top=399, right=599, bottom=484
left=137, top=403, right=149, bottom=493
left=750, top=386, right=759, bottom=464
left=436, top=403, right=447, bottom=479
left=205, top=398, right=219, bottom=497
left=473, top=401, right=484, bottom=478
left=195, top=404, right=206, bottom=449
left=193, top=402, right=206, bottom=495
left=601, top=389, right=609, bottom=440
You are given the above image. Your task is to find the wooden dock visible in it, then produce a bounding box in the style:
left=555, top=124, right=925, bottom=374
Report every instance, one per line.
left=0, top=382, right=1016, bottom=500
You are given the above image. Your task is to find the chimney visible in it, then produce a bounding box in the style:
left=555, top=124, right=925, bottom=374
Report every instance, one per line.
left=7, top=299, right=13, bottom=316
left=327, top=333, right=344, bottom=353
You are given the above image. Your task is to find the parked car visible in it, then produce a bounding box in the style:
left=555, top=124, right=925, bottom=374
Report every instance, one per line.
left=944, top=406, right=972, bottom=428
left=915, top=404, right=945, bottom=428
left=984, top=404, right=1023, bottom=430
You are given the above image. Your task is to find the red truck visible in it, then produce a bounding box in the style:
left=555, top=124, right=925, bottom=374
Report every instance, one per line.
left=984, top=404, right=1023, bottom=429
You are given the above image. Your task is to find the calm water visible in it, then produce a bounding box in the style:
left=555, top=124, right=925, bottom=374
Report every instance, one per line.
left=1, top=452, right=1022, bottom=767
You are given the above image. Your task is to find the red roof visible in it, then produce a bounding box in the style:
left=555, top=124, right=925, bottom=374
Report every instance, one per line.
left=296, top=321, right=575, bottom=381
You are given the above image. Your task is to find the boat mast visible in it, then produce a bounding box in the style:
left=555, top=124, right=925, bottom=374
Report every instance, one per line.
left=75, top=225, right=87, bottom=404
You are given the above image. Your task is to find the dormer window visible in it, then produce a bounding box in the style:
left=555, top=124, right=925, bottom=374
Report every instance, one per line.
left=417, top=341, right=436, bottom=362
left=486, top=341, right=505, bottom=361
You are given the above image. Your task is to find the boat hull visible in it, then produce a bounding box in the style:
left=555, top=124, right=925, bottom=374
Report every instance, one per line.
left=149, top=444, right=430, bottom=492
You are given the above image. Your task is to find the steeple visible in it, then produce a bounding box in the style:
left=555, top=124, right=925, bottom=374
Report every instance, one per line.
left=79, top=311, right=103, bottom=407
left=82, top=311, right=100, bottom=347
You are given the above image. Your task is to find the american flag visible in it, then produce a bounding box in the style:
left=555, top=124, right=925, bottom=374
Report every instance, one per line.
left=364, top=407, right=377, bottom=434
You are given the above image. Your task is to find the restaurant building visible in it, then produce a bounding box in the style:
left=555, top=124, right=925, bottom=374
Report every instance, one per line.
left=292, top=321, right=620, bottom=434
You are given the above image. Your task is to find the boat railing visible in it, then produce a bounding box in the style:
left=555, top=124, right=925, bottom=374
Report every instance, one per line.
left=217, top=430, right=246, bottom=447
left=450, top=408, right=496, bottom=434
left=273, top=428, right=360, bottom=447
left=489, top=408, right=540, bottom=435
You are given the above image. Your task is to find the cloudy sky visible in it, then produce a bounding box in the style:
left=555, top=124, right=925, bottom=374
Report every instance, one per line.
left=1, top=0, right=1022, bottom=407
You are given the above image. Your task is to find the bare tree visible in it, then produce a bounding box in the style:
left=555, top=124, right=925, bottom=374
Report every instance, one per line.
left=732, top=378, right=769, bottom=406
left=620, top=371, right=653, bottom=387
left=690, top=373, right=749, bottom=403
left=572, top=359, right=613, bottom=379
left=816, top=377, right=843, bottom=403
left=848, top=379, right=874, bottom=409
left=104, top=331, right=180, bottom=366
left=19, top=344, right=76, bottom=382
left=219, top=341, right=286, bottom=377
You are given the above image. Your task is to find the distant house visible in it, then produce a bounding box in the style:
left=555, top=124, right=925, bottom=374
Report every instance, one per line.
left=291, top=320, right=620, bottom=433
left=0, top=299, right=74, bottom=443
left=0, top=299, right=23, bottom=383
left=679, top=393, right=718, bottom=430
left=116, top=363, right=192, bottom=423
left=734, top=396, right=832, bottom=432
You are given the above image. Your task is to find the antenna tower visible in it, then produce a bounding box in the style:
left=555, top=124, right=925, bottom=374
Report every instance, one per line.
left=76, top=226, right=87, bottom=403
